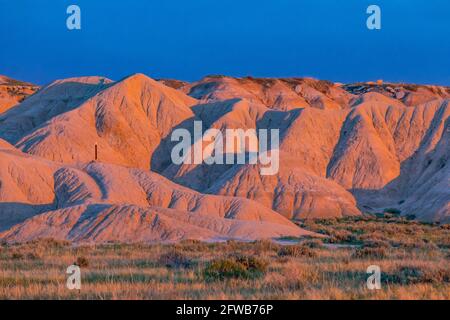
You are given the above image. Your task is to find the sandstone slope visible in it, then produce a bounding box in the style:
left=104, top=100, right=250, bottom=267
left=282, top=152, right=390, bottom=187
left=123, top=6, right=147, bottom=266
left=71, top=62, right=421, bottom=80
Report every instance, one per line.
left=0, top=75, right=39, bottom=114
left=0, top=74, right=197, bottom=170
left=0, top=142, right=310, bottom=241
left=0, top=73, right=448, bottom=227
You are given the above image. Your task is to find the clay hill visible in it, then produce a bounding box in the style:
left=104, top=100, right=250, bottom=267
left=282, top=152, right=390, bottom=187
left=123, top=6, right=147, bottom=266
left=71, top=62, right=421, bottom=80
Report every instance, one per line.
left=0, top=75, right=39, bottom=114
left=0, top=74, right=448, bottom=243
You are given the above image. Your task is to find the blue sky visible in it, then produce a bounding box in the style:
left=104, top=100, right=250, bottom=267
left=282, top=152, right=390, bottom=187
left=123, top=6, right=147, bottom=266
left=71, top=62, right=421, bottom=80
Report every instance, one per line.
left=0, top=0, right=449, bottom=85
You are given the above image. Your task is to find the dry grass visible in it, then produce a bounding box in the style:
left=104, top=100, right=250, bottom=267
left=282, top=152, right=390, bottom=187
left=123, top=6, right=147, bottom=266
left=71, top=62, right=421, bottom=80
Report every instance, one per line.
left=0, top=216, right=449, bottom=300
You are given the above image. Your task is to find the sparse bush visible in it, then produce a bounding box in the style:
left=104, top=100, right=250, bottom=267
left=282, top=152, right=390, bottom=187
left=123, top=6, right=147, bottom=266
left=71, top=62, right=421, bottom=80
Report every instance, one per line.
left=179, top=239, right=202, bottom=246
left=224, top=240, right=242, bottom=251
left=176, top=239, right=208, bottom=252
left=301, top=239, right=324, bottom=249
left=383, top=267, right=423, bottom=285
left=235, top=256, right=268, bottom=272
left=243, top=77, right=270, bottom=85
left=314, top=218, right=339, bottom=226
left=27, top=238, right=71, bottom=249
left=327, top=229, right=358, bottom=243
left=76, top=256, right=89, bottom=268
left=204, top=259, right=247, bottom=281
left=395, top=239, right=438, bottom=250
left=26, top=252, right=41, bottom=260
left=384, top=266, right=450, bottom=285
left=11, top=252, right=24, bottom=260
left=362, top=240, right=391, bottom=249
left=278, top=245, right=317, bottom=258
left=158, top=250, right=191, bottom=269
left=206, top=74, right=226, bottom=79
left=352, top=247, right=386, bottom=259
left=422, top=268, right=450, bottom=283
left=253, top=240, right=280, bottom=254
left=403, top=85, right=419, bottom=92
left=357, top=231, right=386, bottom=243
left=204, top=256, right=268, bottom=281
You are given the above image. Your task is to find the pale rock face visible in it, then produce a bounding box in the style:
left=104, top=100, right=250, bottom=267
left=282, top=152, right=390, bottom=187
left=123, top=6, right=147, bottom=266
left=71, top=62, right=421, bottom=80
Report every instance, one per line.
left=167, top=80, right=449, bottom=222
left=0, top=141, right=58, bottom=230
left=186, top=76, right=354, bottom=110
left=1, top=74, right=197, bottom=170
left=0, top=144, right=309, bottom=241
left=0, top=76, right=111, bottom=143
left=275, top=107, right=348, bottom=177
left=385, top=103, right=450, bottom=222
left=206, top=155, right=361, bottom=220
left=0, top=74, right=449, bottom=244
left=0, top=205, right=315, bottom=244
left=327, top=93, right=403, bottom=190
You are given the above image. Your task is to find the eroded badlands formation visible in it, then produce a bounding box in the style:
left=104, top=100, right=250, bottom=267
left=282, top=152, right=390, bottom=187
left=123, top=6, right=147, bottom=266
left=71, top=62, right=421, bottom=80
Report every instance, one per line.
left=0, top=74, right=448, bottom=243
left=0, top=75, right=38, bottom=114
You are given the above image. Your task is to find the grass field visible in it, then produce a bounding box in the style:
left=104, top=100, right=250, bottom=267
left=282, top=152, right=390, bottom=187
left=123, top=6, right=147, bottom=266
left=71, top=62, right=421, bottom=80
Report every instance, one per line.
left=0, top=215, right=449, bottom=299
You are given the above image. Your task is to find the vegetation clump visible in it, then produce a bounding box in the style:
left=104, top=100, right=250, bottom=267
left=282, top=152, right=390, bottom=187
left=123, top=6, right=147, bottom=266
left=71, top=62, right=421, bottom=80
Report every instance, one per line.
left=277, top=245, right=318, bottom=258
left=203, top=255, right=268, bottom=281
left=384, top=266, right=450, bottom=285
left=0, top=217, right=448, bottom=299
left=158, top=250, right=192, bottom=269
left=352, top=247, right=387, bottom=259
left=76, top=256, right=89, bottom=267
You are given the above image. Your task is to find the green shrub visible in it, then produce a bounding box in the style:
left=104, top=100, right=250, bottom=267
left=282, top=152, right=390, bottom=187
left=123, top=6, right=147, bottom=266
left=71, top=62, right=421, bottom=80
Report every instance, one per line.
left=11, top=252, right=24, bottom=260
left=327, top=229, right=358, bottom=243
left=384, top=267, right=450, bottom=285
left=158, top=250, right=191, bottom=269
left=383, top=267, right=423, bottom=285
left=203, top=256, right=268, bottom=281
